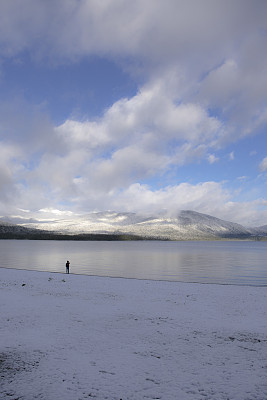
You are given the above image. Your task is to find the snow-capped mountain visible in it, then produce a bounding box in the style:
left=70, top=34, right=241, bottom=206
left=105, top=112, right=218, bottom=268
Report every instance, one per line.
left=5, top=210, right=259, bottom=240
left=249, top=224, right=267, bottom=236
left=0, top=221, right=41, bottom=238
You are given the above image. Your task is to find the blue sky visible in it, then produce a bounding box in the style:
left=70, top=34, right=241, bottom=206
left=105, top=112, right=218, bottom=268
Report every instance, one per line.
left=1, top=54, right=137, bottom=122
left=0, top=0, right=266, bottom=225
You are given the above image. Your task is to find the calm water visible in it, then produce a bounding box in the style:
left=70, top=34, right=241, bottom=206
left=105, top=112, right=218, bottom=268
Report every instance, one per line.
left=1, top=240, right=267, bottom=286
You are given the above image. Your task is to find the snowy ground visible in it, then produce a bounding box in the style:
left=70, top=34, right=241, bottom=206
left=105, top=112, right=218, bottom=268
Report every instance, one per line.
left=0, top=268, right=266, bottom=400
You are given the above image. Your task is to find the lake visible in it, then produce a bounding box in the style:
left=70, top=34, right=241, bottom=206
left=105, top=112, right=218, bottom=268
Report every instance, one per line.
left=0, top=240, right=266, bottom=286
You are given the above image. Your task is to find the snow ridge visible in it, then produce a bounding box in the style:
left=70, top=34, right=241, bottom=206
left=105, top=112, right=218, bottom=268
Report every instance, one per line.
left=2, top=210, right=261, bottom=240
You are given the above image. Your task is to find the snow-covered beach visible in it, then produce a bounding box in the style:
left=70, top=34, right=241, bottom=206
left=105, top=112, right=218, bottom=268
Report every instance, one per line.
left=1, top=268, right=266, bottom=400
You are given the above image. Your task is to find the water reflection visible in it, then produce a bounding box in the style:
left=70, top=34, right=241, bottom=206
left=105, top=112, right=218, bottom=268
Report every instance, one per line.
left=0, top=240, right=266, bottom=285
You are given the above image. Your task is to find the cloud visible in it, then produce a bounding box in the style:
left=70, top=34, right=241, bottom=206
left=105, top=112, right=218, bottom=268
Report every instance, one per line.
left=44, top=76, right=225, bottom=203
left=56, top=119, right=112, bottom=150
left=90, top=146, right=169, bottom=191
left=259, top=157, right=267, bottom=172
left=0, top=142, right=23, bottom=216
left=108, top=182, right=267, bottom=226
left=111, top=181, right=230, bottom=214
left=39, top=208, right=74, bottom=216
left=1, top=72, right=264, bottom=222
left=1, top=1, right=266, bottom=73
left=198, top=55, right=267, bottom=142
left=1, top=1, right=267, bottom=147
left=237, top=176, right=247, bottom=182
left=0, top=98, right=58, bottom=154
left=0, top=1, right=267, bottom=226
left=207, top=154, right=219, bottom=164
left=56, top=74, right=224, bottom=164
left=229, top=152, right=234, bottom=161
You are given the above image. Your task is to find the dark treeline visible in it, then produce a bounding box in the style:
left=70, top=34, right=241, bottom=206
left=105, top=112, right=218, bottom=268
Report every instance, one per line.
left=0, top=232, right=265, bottom=241
left=0, top=231, right=154, bottom=241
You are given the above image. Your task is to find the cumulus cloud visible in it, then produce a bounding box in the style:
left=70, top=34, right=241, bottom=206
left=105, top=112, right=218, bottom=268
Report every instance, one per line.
left=56, top=119, right=112, bottom=150
left=1, top=71, right=264, bottom=222
left=111, top=182, right=229, bottom=215
left=207, top=154, right=219, bottom=164
left=94, top=181, right=267, bottom=226
left=37, top=75, right=225, bottom=210
left=259, top=157, right=267, bottom=172
left=1, top=1, right=266, bottom=146
left=56, top=75, right=224, bottom=181
left=0, top=1, right=266, bottom=225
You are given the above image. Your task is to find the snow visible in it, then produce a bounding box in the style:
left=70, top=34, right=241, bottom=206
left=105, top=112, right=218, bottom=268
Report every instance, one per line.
left=18, top=210, right=254, bottom=240
left=1, top=267, right=267, bottom=400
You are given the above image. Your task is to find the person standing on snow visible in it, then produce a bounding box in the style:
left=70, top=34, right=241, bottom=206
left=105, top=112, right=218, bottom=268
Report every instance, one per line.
left=66, top=260, right=70, bottom=274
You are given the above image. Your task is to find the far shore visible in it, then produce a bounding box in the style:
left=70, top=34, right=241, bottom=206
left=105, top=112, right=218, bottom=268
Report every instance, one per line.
left=0, top=233, right=266, bottom=241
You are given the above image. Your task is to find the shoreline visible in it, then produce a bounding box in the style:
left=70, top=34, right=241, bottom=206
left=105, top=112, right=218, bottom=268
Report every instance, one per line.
left=1, top=266, right=267, bottom=288
left=1, top=268, right=267, bottom=399
left=0, top=236, right=266, bottom=241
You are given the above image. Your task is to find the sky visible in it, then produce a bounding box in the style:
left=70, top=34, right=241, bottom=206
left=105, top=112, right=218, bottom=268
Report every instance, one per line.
left=0, top=0, right=267, bottom=226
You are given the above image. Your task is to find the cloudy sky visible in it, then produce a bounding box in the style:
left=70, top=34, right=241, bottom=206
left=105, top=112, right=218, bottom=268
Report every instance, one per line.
left=0, top=0, right=267, bottom=226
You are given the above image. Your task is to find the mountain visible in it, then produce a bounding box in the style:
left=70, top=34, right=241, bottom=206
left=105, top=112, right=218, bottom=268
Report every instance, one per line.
left=0, top=220, right=144, bottom=240
left=0, top=221, right=43, bottom=239
left=249, top=224, right=267, bottom=237
left=258, top=225, right=267, bottom=234
left=1, top=210, right=266, bottom=240
left=3, top=209, right=262, bottom=240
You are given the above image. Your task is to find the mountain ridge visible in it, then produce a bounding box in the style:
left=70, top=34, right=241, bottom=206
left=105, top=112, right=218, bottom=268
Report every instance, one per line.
left=0, top=210, right=266, bottom=240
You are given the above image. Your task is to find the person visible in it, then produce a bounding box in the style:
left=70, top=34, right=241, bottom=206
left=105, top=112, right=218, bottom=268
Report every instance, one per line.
left=66, top=260, right=70, bottom=274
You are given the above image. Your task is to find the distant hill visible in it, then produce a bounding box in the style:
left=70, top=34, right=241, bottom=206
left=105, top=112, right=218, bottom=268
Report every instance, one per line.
left=249, top=224, right=267, bottom=237
left=0, top=221, right=145, bottom=241
left=0, top=222, right=40, bottom=238
left=1, top=210, right=265, bottom=240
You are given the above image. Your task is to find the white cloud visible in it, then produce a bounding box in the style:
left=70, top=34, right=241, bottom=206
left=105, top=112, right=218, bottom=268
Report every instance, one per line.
left=42, top=75, right=226, bottom=204
left=237, top=176, right=247, bottom=182
left=0, top=142, right=21, bottom=201
left=229, top=152, right=234, bottom=161
left=1, top=72, right=264, bottom=223
left=1, top=1, right=266, bottom=66
left=7, top=176, right=267, bottom=226
left=0, top=98, right=58, bottom=154
left=198, top=51, right=267, bottom=141
left=0, top=1, right=267, bottom=225
left=56, top=119, right=112, bottom=150
left=107, top=182, right=267, bottom=226
left=90, top=145, right=169, bottom=191
left=1, top=1, right=266, bottom=149
left=39, top=208, right=74, bottom=216
left=112, top=182, right=229, bottom=214
left=56, top=74, right=224, bottom=164
left=259, top=157, right=267, bottom=172
left=207, top=154, right=219, bottom=164
left=199, top=60, right=240, bottom=107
